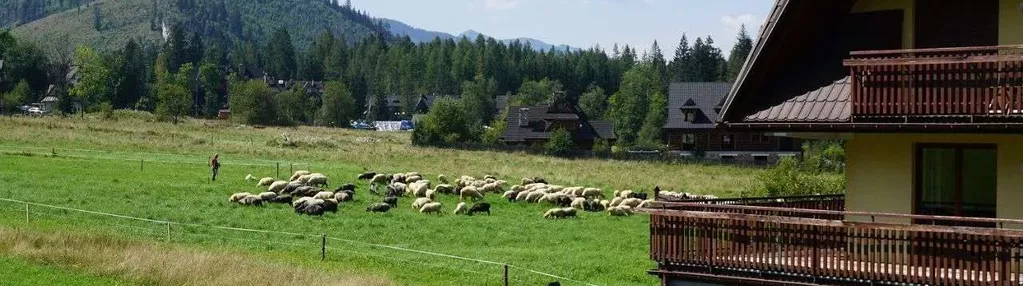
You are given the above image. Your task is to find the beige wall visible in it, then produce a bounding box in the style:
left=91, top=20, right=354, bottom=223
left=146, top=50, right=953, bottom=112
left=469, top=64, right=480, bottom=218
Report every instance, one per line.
left=851, top=0, right=1023, bottom=48
left=845, top=134, right=1023, bottom=226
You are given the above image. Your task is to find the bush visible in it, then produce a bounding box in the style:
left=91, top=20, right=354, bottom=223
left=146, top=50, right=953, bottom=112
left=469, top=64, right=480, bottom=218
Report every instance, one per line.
left=481, top=110, right=507, bottom=146
left=802, top=140, right=846, bottom=173
left=94, top=102, right=114, bottom=119
left=757, top=157, right=845, bottom=197
left=544, top=128, right=574, bottom=157
left=229, top=79, right=281, bottom=126
left=592, top=139, right=611, bottom=158
left=155, top=83, right=191, bottom=123
left=411, top=97, right=477, bottom=147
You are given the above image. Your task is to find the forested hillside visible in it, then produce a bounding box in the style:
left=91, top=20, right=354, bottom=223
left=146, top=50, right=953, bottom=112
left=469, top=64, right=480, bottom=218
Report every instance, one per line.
left=8, top=0, right=389, bottom=52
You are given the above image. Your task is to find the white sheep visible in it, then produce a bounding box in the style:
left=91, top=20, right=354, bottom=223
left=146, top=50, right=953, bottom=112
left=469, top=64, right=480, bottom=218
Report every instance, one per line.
left=514, top=191, right=531, bottom=202
left=619, top=198, right=642, bottom=208
left=425, top=189, right=437, bottom=200
left=391, top=182, right=408, bottom=195
left=406, top=175, right=422, bottom=184
left=582, top=188, right=604, bottom=199
left=609, top=197, right=625, bottom=207
left=617, top=190, right=634, bottom=198
left=245, top=174, right=257, bottom=181
left=438, top=174, right=449, bottom=184
left=410, top=181, right=429, bottom=197
left=502, top=190, right=519, bottom=199
left=229, top=192, right=252, bottom=202
left=607, top=206, right=632, bottom=216
left=480, top=182, right=503, bottom=194
left=419, top=202, right=442, bottom=214
left=453, top=202, right=468, bottom=215
left=599, top=199, right=611, bottom=209
left=305, top=173, right=328, bottom=187
left=289, top=170, right=311, bottom=181
left=525, top=191, right=545, bottom=203
left=313, top=191, right=334, bottom=200
left=258, top=192, right=278, bottom=201
left=333, top=192, right=352, bottom=202
left=268, top=180, right=289, bottom=193
left=459, top=186, right=484, bottom=202
left=257, top=177, right=276, bottom=187
left=548, top=185, right=565, bottom=193
left=411, top=197, right=433, bottom=209
left=543, top=208, right=566, bottom=219
left=637, top=199, right=654, bottom=208
left=292, top=197, right=313, bottom=207
left=570, top=197, right=586, bottom=209
left=435, top=184, right=455, bottom=194
left=239, top=195, right=263, bottom=206
left=510, top=185, right=524, bottom=192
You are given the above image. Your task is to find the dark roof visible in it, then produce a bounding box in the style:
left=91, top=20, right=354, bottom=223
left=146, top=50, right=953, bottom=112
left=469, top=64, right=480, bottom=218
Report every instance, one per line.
left=503, top=103, right=616, bottom=143
left=495, top=95, right=510, bottom=112
left=743, top=77, right=850, bottom=122
left=665, top=82, right=732, bottom=129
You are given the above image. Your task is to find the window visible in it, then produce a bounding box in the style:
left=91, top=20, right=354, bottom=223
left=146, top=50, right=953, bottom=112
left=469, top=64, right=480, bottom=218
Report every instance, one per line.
left=722, top=135, right=735, bottom=151
left=683, top=111, right=696, bottom=123
left=682, top=134, right=695, bottom=144
left=916, top=144, right=997, bottom=226
left=752, top=134, right=771, bottom=144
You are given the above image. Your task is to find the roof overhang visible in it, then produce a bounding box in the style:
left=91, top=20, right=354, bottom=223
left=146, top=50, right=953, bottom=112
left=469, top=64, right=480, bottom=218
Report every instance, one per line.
left=722, top=122, right=1023, bottom=133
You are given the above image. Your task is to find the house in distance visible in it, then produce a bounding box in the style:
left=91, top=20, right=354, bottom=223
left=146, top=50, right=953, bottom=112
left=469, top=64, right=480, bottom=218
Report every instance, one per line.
left=502, top=94, right=616, bottom=150
left=663, top=82, right=801, bottom=162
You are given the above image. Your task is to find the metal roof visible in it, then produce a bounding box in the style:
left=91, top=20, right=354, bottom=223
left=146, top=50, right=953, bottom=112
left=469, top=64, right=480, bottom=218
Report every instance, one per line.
left=743, top=77, right=851, bottom=122
left=665, top=82, right=732, bottom=129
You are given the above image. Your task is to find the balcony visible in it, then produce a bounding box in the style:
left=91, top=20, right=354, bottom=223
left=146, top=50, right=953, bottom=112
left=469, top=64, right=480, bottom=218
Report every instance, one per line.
left=844, top=45, right=1023, bottom=120
left=646, top=197, right=1023, bottom=286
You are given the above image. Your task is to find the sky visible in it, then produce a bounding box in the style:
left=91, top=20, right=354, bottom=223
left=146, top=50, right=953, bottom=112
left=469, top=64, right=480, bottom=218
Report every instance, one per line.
left=352, top=0, right=775, bottom=57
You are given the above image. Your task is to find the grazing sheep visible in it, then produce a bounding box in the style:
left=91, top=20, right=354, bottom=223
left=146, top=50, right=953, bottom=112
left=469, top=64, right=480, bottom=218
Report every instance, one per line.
left=281, top=181, right=304, bottom=195
left=334, top=183, right=356, bottom=193
left=637, top=199, right=654, bottom=209
left=583, top=200, right=606, bottom=212
left=629, top=192, right=649, bottom=200
left=510, top=185, right=525, bottom=192
left=294, top=199, right=325, bottom=216
left=425, top=189, right=437, bottom=200
left=322, top=199, right=339, bottom=213
left=268, top=180, right=289, bottom=193
left=239, top=195, right=263, bottom=206
left=599, top=199, right=611, bottom=209
left=305, top=173, right=329, bottom=187
left=382, top=197, right=399, bottom=207
left=582, top=188, right=604, bottom=199
left=484, top=175, right=497, bottom=181
left=453, top=202, right=468, bottom=215
left=271, top=194, right=293, bottom=204
left=438, top=174, right=449, bottom=184
left=384, top=184, right=404, bottom=198
left=391, top=173, right=407, bottom=184
left=290, top=170, right=312, bottom=181
left=480, top=182, right=503, bottom=194
left=514, top=191, right=531, bottom=202
left=366, top=203, right=392, bottom=213
left=390, top=182, right=408, bottom=194
left=357, top=172, right=377, bottom=180
left=522, top=177, right=535, bottom=185
left=570, top=197, right=586, bottom=209
left=313, top=191, right=334, bottom=200
left=292, top=196, right=313, bottom=208
left=405, top=172, right=421, bottom=178
left=607, top=206, right=632, bottom=216
left=419, top=202, right=442, bottom=214
left=609, top=197, right=625, bottom=207
left=257, top=177, right=275, bottom=187
left=294, top=186, right=321, bottom=197
left=229, top=192, right=252, bottom=202
left=471, top=180, right=486, bottom=188
left=543, top=208, right=567, bottom=219
left=525, top=191, right=545, bottom=203
left=561, top=207, right=577, bottom=218
left=459, top=186, right=484, bottom=202
left=411, top=198, right=433, bottom=209
left=502, top=190, right=520, bottom=201
left=484, top=178, right=496, bottom=184
left=410, top=182, right=429, bottom=197
left=467, top=202, right=491, bottom=216
left=619, top=198, right=643, bottom=208
left=617, top=190, right=634, bottom=198
left=333, top=192, right=353, bottom=202
left=245, top=174, right=257, bottom=181
left=369, top=174, right=390, bottom=194
left=406, top=175, right=422, bottom=184
left=435, top=184, right=456, bottom=194
left=258, top=192, right=278, bottom=201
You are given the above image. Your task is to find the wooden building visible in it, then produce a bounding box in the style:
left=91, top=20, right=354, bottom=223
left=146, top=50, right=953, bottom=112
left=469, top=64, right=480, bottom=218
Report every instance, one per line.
left=502, top=97, right=615, bottom=150
left=649, top=0, right=1023, bottom=285
left=663, top=82, right=801, bottom=162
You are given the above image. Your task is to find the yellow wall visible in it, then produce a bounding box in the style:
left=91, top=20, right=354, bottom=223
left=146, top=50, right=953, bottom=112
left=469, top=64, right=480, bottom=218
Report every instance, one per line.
left=1000, top=0, right=1023, bottom=45
left=851, top=0, right=1023, bottom=48
left=851, top=0, right=915, bottom=49
left=845, top=134, right=1023, bottom=226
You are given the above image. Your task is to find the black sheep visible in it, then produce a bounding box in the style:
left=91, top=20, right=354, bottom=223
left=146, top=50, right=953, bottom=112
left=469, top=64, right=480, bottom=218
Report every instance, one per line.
left=533, top=177, right=548, bottom=184
left=583, top=200, right=605, bottom=212
left=334, top=183, right=357, bottom=193
left=366, top=203, right=392, bottom=213
left=295, top=186, right=321, bottom=197
left=554, top=196, right=572, bottom=207
left=322, top=199, right=339, bottom=213
left=271, top=194, right=293, bottom=204
left=302, top=204, right=325, bottom=216
left=357, top=172, right=377, bottom=180
left=466, top=202, right=491, bottom=216
left=385, top=185, right=403, bottom=197
left=382, top=196, right=399, bottom=207
left=281, top=181, right=303, bottom=195
left=629, top=192, right=649, bottom=200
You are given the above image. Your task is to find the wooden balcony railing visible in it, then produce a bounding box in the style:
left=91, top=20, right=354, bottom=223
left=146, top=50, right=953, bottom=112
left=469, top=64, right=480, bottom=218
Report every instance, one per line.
left=844, top=45, right=1023, bottom=118
left=654, top=194, right=846, bottom=220
left=647, top=203, right=1023, bottom=286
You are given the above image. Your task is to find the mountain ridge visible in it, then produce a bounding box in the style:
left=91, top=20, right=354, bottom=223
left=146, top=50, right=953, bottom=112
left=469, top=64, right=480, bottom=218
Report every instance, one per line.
left=383, top=18, right=577, bottom=52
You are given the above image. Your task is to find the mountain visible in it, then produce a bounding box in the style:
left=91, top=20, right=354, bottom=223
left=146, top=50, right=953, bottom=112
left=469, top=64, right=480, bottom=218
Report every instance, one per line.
left=384, top=19, right=577, bottom=52
left=7, top=0, right=388, bottom=52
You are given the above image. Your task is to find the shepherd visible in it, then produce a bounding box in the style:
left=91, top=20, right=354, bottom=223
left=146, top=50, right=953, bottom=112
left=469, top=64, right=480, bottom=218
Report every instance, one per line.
left=210, top=153, right=221, bottom=181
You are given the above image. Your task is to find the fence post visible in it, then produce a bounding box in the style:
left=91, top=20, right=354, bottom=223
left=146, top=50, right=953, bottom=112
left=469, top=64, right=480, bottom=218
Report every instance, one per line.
left=503, top=264, right=509, bottom=286
left=165, top=223, right=171, bottom=242
left=24, top=202, right=29, bottom=223
left=320, top=233, right=327, bottom=261
left=276, top=162, right=280, bottom=179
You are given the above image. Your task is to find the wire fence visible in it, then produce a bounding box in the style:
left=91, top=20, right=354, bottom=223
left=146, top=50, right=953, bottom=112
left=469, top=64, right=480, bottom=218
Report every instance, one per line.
left=0, top=198, right=599, bottom=286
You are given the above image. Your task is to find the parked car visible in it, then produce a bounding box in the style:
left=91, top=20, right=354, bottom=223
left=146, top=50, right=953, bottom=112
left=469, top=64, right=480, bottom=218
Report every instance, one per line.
left=27, top=107, right=44, bottom=115
left=350, top=121, right=375, bottom=130
left=399, top=120, right=414, bottom=131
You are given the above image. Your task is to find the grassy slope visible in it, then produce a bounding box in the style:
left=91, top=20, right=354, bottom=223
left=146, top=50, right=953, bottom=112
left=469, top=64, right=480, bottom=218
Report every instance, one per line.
left=0, top=256, right=131, bottom=286
left=0, top=115, right=841, bottom=285
left=12, top=0, right=163, bottom=52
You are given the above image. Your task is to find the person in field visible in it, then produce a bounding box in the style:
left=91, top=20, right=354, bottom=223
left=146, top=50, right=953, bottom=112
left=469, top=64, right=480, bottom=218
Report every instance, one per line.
left=210, top=153, right=221, bottom=181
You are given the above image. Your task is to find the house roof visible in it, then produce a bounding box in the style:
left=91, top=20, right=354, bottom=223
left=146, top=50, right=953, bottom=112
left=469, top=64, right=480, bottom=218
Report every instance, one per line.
left=495, top=95, right=509, bottom=112
left=41, top=96, right=59, bottom=103
left=743, top=77, right=850, bottom=122
left=503, top=104, right=615, bottom=143
left=665, top=82, right=732, bottom=129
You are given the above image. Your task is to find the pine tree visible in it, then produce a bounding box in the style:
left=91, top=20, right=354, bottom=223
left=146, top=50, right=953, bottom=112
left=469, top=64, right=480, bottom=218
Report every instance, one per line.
left=669, top=34, right=692, bottom=82
left=650, top=40, right=667, bottom=90
left=725, top=25, right=754, bottom=82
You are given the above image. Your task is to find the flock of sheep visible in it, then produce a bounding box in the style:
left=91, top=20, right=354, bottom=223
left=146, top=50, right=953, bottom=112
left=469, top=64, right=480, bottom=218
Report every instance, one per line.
left=232, top=170, right=712, bottom=219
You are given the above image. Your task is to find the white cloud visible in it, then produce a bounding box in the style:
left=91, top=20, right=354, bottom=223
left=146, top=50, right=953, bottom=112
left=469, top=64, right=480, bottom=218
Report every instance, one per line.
left=720, top=13, right=755, bottom=31
left=482, top=0, right=521, bottom=10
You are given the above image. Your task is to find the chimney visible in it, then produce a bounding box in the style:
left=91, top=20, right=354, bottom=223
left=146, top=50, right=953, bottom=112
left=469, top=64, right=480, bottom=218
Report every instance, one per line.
left=518, top=108, right=530, bottom=127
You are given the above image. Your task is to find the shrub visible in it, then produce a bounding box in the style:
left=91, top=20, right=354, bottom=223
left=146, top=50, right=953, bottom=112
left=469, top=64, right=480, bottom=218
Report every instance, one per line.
left=758, top=157, right=845, bottom=197
left=481, top=109, right=507, bottom=146
left=229, top=79, right=281, bottom=126
left=95, top=102, right=114, bottom=119
left=544, top=128, right=574, bottom=157
left=155, top=83, right=191, bottom=123
left=592, top=139, right=611, bottom=158
left=802, top=140, right=846, bottom=173
left=411, top=97, right=476, bottom=147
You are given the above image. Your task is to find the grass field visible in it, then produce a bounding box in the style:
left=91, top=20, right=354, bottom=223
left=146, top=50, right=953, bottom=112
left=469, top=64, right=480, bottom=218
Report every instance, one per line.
left=0, top=255, right=131, bottom=286
left=0, top=114, right=843, bottom=285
